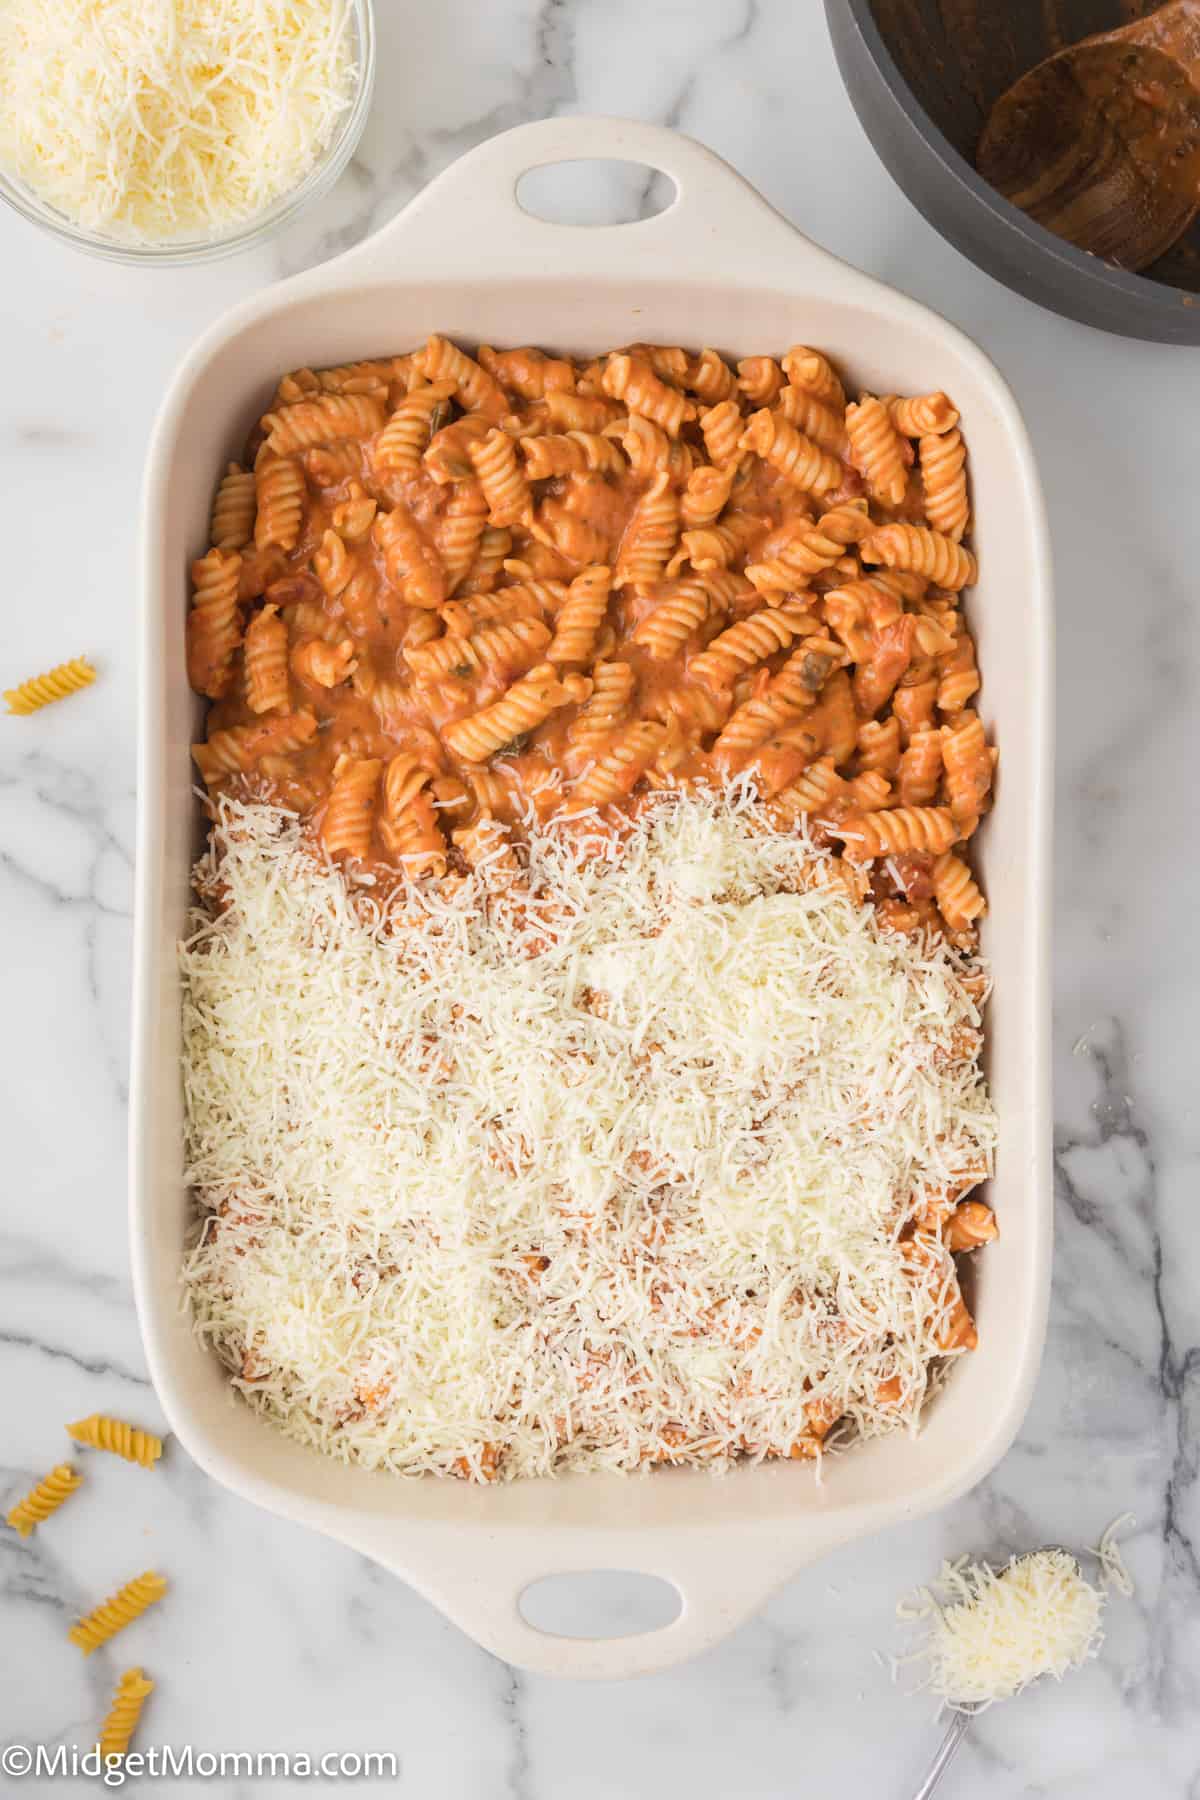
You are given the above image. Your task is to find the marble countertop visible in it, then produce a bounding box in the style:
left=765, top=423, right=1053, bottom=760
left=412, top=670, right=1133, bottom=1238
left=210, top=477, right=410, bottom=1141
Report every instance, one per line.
left=3, top=4, right=1198, bottom=1795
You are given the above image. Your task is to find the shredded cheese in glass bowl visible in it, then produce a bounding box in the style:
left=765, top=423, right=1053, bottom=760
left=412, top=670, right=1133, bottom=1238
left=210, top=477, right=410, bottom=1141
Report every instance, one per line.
left=0, top=0, right=375, bottom=264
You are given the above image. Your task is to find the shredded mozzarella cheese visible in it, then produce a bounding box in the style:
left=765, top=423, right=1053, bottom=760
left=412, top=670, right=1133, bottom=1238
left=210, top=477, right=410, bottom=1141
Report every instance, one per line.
left=0, top=0, right=356, bottom=242
left=180, top=789, right=997, bottom=1479
left=1092, top=1512, right=1137, bottom=1597
left=897, top=1551, right=1106, bottom=1710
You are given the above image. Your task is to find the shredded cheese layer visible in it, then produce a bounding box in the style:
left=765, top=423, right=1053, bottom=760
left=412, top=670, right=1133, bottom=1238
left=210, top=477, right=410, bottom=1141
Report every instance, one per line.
left=180, top=791, right=996, bottom=1479
left=0, top=0, right=356, bottom=243
left=898, top=1551, right=1106, bottom=1710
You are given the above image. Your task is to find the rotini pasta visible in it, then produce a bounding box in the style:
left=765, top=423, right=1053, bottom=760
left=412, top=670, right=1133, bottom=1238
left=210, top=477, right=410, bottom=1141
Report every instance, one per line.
left=98, top=1668, right=154, bottom=1766
left=67, top=1415, right=163, bottom=1468
left=6, top=1463, right=81, bottom=1536
left=190, top=334, right=993, bottom=984
left=69, top=1572, right=168, bottom=1654
left=5, top=656, right=96, bottom=715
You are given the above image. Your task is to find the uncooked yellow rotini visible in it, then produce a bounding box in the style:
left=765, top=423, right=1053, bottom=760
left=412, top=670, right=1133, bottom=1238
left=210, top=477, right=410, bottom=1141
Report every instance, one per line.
left=70, top=1571, right=168, bottom=1654
left=98, top=1668, right=154, bottom=1765
left=6, top=1463, right=81, bottom=1537
left=67, top=1416, right=163, bottom=1469
left=5, top=656, right=96, bottom=715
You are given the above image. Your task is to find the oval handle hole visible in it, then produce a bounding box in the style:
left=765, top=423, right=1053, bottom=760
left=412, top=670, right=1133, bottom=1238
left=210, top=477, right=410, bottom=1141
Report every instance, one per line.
left=518, top=1570, right=681, bottom=1639
left=515, top=159, right=677, bottom=228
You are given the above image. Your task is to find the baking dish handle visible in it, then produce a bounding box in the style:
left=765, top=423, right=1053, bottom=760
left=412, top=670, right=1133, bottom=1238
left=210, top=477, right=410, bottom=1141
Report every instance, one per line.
left=348, top=1519, right=855, bottom=1678
left=343, top=115, right=833, bottom=284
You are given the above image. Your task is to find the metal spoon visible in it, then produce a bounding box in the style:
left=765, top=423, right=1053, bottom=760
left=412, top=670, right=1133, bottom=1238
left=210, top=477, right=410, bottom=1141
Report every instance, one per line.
left=977, top=0, right=1200, bottom=271
left=907, top=1548, right=1081, bottom=1800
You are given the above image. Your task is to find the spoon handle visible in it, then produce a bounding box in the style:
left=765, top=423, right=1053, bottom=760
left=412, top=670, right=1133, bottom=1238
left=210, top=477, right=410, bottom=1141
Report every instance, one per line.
left=910, top=1711, right=973, bottom=1800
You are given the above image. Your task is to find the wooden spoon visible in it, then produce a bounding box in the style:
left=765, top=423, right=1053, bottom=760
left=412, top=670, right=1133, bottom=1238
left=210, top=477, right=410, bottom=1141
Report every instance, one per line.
left=977, top=0, right=1200, bottom=271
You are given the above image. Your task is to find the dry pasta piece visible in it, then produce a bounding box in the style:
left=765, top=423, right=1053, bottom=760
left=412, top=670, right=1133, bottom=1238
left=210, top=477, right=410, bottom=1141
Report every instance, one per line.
left=946, top=1199, right=998, bottom=1251
left=921, top=428, right=970, bottom=542
left=933, top=849, right=987, bottom=935
left=685, top=347, right=736, bottom=403
left=291, top=636, right=356, bottom=688
left=522, top=432, right=625, bottom=480
left=689, top=605, right=815, bottom=689
left=243, top=604, right=289, bottom=714
left=424, top=414, right=493, bottom=483
left=861, top=524, right=977, bottom=590
left=897, top=726, right=943, bottom=805
left=680, top=461, right=737, bottom=528
left=418, top=334, right=508, bottom=420
left=739, top=409, right=842, bottom=496
left=844, top=396, right=909, bottom=507
left=469, top=428, right=533, bottom=526
left=478, top=344, right=575, bottom=399
left=886, top=392, right=959, bottom=437
left=601, top=353, right=688, bottom=436
left=832, top=805, right=958, bottom=860
left=374, top=505, right=446, bottom=610
left=567, top=661, right=636, bottom=748
left=373, top=379, right=456, bottom=472
left=320, top=755, right=381, bottom=861
left=736, top=355, right=785, bottom=407
left=776, top=383, right=849, bottom=454
left=435, top=479, right=490, bottom=595
left=261, top=393, right=385, bottom=456
left=699, top=399, right=744, bottom=468
left=68, top=1415, right=163, bottom=1468
left=547, top=565, right=611, bottom=666
left=856, top=715, right=902, bottom=776
left=442, top=663, right=586, bottom=763
left=69, top=1572, right=167, bottom=1655
left=253, top=454, right=305, bottom=553
left=98, top=1668, right=154, bottom=1766
left=209, top=462, right=256, bottom=549
left=6, top=1464, right=81, bottom=1537
left=941, top=712, right=995, bottom=824
left=615, top=471, right=679, bottom=588
left=192, top=712, right=317, bottom=784
left=572, top=720, right=666, bottom=806
left=380, top=755, right=446, bottom=875
left=186, top=548, right=242, bottom=698
left=782, top=345, right=845, bottom=408
left=5, top=656, right=96, bottom=715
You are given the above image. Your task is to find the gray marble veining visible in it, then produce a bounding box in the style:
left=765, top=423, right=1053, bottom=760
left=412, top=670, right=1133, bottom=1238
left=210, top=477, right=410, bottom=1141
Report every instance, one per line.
left=2, top=3, right=1198, bottom=1794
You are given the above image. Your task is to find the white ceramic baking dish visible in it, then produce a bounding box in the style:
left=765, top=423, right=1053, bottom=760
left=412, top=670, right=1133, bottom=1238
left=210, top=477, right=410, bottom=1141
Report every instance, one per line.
left=132, top=116, right=1054, bottom=1678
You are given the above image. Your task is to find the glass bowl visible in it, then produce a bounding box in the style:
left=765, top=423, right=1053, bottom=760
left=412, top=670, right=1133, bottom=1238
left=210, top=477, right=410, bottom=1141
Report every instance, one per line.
left=0, top=0, right=376, bottom=267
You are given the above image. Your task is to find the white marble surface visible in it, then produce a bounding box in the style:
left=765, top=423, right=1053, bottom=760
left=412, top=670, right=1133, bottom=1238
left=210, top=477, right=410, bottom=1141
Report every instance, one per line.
left=2, top=3, right=1198, bottom=1795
